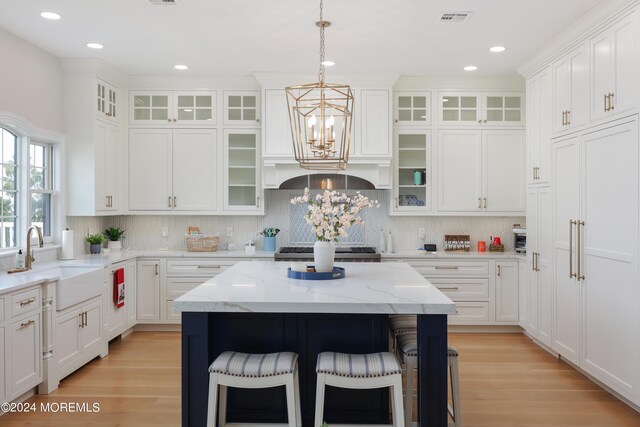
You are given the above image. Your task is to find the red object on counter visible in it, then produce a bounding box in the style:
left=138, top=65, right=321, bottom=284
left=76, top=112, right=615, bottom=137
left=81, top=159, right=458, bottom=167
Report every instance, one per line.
left=493, top=237, right=501, bottom=245
left=478, top=241, right=486, bottom=252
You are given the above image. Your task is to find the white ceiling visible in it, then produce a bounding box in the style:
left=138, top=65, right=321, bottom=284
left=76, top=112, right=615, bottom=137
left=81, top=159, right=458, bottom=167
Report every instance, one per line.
left=0, top=0, right=603, bottom=77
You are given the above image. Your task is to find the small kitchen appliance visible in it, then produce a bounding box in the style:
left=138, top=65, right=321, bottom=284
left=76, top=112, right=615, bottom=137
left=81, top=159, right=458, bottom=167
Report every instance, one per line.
left=513, top=224, right=526, bottom=253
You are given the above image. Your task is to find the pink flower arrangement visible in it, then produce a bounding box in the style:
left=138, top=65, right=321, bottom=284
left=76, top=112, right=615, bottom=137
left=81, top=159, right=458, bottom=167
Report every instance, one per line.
left=290, top=188, right=379, bottom=242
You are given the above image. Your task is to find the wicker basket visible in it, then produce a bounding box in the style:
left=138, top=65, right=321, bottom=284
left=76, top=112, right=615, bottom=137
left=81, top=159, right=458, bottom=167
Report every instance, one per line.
left=185, top=234, right=219, bottom=252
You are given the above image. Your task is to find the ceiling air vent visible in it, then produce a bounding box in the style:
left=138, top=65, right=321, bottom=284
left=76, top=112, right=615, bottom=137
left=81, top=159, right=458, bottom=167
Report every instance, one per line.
left=440, top=12, right=472, bottom=22
left=148, top=0, right=178, bottom=5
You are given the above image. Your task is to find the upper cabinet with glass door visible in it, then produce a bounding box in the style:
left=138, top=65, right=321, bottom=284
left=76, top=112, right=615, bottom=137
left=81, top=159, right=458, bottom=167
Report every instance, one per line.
left=96, top=78, right=117, bottom=123
left=224, top=91, right=261, bottom=126
left=129, top=90, right=216, bottom=126
left=393, top=92, right=431, bottom=126
left=438, top=91, right=525, bottom=127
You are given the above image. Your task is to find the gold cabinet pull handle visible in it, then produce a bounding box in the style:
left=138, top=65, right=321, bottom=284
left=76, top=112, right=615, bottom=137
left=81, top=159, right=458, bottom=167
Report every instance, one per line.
left=155, top=264, right=159, bottom=276
left=168, top=196, right=172, bottom=208
left=19, top=297, right=36, bottom=306
left=483, top=197, right=487, bottom=209
left=435, top=266, right=458, bottom=270
left=173, top=196, right=177, bottom=208
left=256, top=196, right=260, bottom=208
left=197, top=265, right=221, bottom=269
left=20, top=319, right=35, bottom=329
left=79, top=312, right=84, bottom=328
left=604, top=93, right=608, bottom=112
left=578, top=221, right=585, bottom=280
left=609, top=93, right=615, bottom=110
left=566, top=110, right=571, bottom=125
left=478, top=197, right=482, bottom=209
left=497, top=264, right=501, bottom=277
left=569, top=220, right=577, bottom=278
left=438, top=287, right=459, bottom=290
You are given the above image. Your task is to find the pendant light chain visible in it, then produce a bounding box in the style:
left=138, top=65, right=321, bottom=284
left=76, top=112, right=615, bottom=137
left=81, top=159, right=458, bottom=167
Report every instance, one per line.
left=318, top=0, right=325, bottom=83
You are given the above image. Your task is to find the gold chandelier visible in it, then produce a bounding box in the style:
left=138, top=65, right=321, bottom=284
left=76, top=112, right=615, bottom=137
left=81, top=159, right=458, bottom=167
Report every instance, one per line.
left=285, top=0, right=354, bottom=170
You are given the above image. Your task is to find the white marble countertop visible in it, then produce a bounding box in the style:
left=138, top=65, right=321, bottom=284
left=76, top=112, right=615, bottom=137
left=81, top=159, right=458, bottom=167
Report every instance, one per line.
left=173, top=261, right=456, bottom=315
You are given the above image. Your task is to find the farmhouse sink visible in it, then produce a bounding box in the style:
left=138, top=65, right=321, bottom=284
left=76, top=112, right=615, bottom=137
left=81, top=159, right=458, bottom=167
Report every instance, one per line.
left=51, top=267, right=104, bottom=311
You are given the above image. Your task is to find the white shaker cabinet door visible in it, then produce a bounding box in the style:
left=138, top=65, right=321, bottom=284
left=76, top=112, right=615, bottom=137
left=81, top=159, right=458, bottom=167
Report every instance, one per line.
left=82, top=300, right=103, bottom=355
left=129, top=129, right=172, bottom=210
left=0, top=326, right=5, bottom=402
left=525, top=188, right=539, bottom=337
left=437, top=130, right=481, bottom=212
left=580, top=118, right=639, bottom=401
left=552, top=134, right=581, bottom=363
left=482, top=130, right=526, bottom=212
left=263, top=89, right=293, bottom=157
left=360, top=89, right=391, bottom=156
left=172, top=129, right=217, bottom=211
left=137, top=261, right=160, bottom=322
left=495, top=261, right=519, bottom=322
left=8, top=313, right=41, bottom=398
left=536, top=186, right=553, bottom=347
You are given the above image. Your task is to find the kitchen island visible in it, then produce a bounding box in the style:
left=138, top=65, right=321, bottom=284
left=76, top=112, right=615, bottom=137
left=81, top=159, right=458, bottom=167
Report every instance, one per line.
left=174, top=261, right=455, bottom=427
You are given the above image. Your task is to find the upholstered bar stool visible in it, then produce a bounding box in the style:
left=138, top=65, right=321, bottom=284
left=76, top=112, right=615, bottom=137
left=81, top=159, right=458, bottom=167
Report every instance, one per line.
left=388, top=315, right=417, bottom=353
left=397, top=333, right=461, bottom=427
left=207, top=351, right=301, bottom=427
left=314, top=351, right=405, bottom=427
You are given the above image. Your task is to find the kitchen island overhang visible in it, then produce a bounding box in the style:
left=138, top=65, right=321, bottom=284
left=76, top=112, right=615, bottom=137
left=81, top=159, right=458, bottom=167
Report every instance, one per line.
left=174, top=261, right=455, bottom=427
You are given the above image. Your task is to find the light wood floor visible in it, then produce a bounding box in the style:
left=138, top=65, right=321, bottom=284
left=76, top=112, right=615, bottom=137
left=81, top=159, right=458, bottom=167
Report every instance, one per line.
left=2, top=332, right=640, bottom=426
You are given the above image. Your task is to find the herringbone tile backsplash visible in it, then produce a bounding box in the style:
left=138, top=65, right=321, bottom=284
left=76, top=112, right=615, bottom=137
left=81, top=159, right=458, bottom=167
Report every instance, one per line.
left=67, top=190, right=523, bottom=255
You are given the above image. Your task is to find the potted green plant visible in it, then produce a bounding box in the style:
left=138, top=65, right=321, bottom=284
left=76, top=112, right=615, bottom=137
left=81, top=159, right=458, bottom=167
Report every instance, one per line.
left=85, top=233, right=105, bottom=254
left=104, top=227, right=126, bottom=251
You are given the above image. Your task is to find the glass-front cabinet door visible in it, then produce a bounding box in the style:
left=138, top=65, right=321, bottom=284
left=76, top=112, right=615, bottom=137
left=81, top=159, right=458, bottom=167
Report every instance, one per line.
left=482, top=92, right=525, bottom=126
left=130, top=91, right=172, bottom=125
left=224, top=91, right=261, bottom=125
left=173, top=91, right=216, bottom=124
left=392, top=130, right=432, bottom=214
left=393, top=92, right=431, bottom=126
left=439, top=92, right=481, bottom=125
left=97, top=78, right=117, bottom=122
left=224, top=129, right=262, bottom=212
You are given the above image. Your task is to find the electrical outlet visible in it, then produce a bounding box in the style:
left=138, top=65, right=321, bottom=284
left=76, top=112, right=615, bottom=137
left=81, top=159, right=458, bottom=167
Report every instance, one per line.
left=418, top=227, right=426, bottom=240
left=226, top=227, right=233, bottom=237
left=162, top=226, right=168, bottom=237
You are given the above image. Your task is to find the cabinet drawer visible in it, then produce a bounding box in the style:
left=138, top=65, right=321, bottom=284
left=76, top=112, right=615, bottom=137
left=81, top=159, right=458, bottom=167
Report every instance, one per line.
left=166, top=277, right=206, bottom=299
left=409, top=260, right=489, bottom=276
left=448, top=302, right=490, bottom=324
left=431, top=278, right=489, bottom=300
left=11, top=287, right=41, bottom=318
left=166, top=300, right=181, bottom=322
left=166, top=259, right=235, bottom=276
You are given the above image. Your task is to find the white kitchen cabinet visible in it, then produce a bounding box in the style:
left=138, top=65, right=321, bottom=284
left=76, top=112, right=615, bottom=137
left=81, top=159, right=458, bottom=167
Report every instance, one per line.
left=129, top=128, right=217, bottom=211
left=129, top=90, right=216, bottom=125
left=8, top=313, right=41, bottom=398
left=552, top=116, right=639, bottom=402
left=495, top=261, right=519, bottom=322
left=393, top=91, right=431, bottom=126
left=0, top=326, right=4, bottom=403
left=54, top=297, right=102, bottom=381
left=224, top=91, right=260, bottom=126
left=391, top=130, right=432, bottom=214
left=589, top=9, right=638, bottom=122
left=164, top=277, right=206, bottom=323
left=526, top=186, right=552, bottom=347
left=438, top=91, right=525, bottom=126
left=95, top=120, right=118, bottom=211
left=137, top=260, right=160, bottom=322
left=526, top=65, right=552, bottom=185
left=360, top=89, right=391, bottom=156
left=63, top=66, right=122, bottom=216
left=518, top=259, right=528, bottom=330
left=105, top=261, right=137, bottom=340
left=552, top=43, right=588, bottom=134
left=262, top=89, right=293, bottom=157
left=437, top=129, right=525, bottom=214
left=96, top=78, right=117, bottom=122
left=224, top=129, right=262, bottom=213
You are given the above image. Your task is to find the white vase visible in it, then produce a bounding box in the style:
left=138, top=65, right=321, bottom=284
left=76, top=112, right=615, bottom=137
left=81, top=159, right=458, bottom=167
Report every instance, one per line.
left=313, top=241, right=335, bottom=272
left=108, top=240, right=122, bottom=251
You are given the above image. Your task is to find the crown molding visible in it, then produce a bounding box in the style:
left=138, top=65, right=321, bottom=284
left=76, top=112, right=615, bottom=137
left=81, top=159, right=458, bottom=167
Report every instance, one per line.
left=0, top=111, right=65, bottom=143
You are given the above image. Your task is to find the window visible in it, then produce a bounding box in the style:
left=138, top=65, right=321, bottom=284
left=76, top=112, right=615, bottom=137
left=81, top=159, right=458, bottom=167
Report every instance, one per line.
left=0, top=128, right=17, bottom=249
left=30, top=142, right=54, bottom=240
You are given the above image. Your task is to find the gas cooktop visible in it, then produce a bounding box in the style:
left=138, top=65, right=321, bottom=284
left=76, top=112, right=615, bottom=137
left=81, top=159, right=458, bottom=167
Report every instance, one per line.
left=275, top=246, right=381, bottom=261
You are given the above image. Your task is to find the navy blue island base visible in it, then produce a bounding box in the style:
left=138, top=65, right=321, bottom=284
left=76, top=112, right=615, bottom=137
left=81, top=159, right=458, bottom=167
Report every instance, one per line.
left=181, top=311, right=448, bottom=427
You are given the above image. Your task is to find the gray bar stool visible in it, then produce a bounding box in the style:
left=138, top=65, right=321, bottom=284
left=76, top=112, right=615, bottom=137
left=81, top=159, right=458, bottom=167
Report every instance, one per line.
left=207, top=351, right=301, bottom=427
left=397, top=333, right=461, bottom=427
left=315, top=351, right=405, bottom=427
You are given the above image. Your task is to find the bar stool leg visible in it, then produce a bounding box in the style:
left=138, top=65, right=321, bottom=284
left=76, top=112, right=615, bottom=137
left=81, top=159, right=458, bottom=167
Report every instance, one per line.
left=449, top=355, right=462, bottom=427
left=392, top=374, right=406, bottom=427
left=314, top=373, right=326, bottom=427
left=206, top=373, right=219, bottom=427
left=285, top=373, right=297, bottom=427
left=294, top=368, right=302, bottom=427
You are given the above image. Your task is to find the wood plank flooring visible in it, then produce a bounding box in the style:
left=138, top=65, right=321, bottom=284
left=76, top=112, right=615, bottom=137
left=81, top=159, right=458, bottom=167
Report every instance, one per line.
left=2, top=332, right=639, bottom=426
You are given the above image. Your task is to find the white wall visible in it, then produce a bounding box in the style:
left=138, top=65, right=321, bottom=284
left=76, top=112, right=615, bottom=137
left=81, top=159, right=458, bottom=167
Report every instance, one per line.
left=0, top=27, right=64, bottom=132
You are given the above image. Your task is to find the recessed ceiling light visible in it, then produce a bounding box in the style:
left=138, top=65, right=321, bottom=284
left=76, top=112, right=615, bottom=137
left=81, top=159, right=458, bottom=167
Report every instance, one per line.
left=40, top=11, right=61, bottom=20
left=489, top=46, right=506, bottom=53
left=321, top=60, right=335, bottom=67
left=464, top=65, right=478, bottom=71
left=86, top=42, right=104, bottom=49
left=174, top=64, right=188, bottom=70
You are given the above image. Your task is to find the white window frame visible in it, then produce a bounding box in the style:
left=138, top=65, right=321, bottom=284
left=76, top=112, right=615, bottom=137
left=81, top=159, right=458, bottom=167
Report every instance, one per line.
left=0, top=112, right=64, bottom=253
left=28, top=141, right=56, bottom=244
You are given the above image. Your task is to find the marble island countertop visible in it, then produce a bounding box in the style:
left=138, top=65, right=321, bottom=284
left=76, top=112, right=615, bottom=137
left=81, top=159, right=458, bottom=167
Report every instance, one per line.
left=173, top=261, right=456, bottom=315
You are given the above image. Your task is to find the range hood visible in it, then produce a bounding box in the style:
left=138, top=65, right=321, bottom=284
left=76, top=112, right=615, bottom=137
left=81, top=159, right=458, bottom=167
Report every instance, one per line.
left=278, top=174, right=375, bottom=190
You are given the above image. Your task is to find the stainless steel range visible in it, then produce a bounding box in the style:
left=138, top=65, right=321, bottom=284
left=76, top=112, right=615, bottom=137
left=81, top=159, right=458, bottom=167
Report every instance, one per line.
left=274, top=246, right=381, bottom=262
